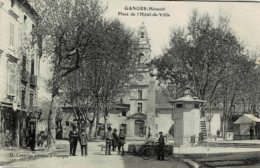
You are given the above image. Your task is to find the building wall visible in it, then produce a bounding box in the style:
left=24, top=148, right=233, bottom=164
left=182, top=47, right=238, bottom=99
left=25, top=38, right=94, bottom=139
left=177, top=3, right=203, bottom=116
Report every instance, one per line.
left=107, top=112, right=129, bottom=134
left=155, top=111, right=174, bottom=136
left=0, top=0, right=40, bottom=148
left=206, top=113, right=221, bottom=137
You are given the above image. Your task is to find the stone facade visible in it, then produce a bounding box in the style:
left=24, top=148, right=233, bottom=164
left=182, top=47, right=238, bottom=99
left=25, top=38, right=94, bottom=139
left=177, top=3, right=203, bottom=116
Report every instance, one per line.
left=106, top=23, right=173, bottom=138
left=0, top=0, right=40, bottom=148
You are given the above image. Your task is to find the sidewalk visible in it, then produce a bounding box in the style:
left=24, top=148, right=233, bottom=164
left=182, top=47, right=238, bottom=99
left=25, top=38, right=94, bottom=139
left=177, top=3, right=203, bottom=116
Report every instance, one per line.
left=174, top=139, right=260, bottom=155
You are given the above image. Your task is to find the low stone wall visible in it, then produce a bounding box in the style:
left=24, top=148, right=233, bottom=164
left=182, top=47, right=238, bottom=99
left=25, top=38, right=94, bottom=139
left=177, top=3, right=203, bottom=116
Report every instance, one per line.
left=233, top=135, right=260, bottom=140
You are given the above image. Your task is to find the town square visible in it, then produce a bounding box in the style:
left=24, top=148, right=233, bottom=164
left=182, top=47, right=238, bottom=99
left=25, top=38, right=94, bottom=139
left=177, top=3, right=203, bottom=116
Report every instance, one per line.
left=1, top=0, right=260, bottom=168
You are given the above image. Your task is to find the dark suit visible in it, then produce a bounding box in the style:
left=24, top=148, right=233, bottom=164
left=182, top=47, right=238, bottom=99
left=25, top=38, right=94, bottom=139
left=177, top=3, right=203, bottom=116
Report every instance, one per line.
left=69, top=130, right=78, bottom=155
left=112, top=132, right=119, bottom=151
left=158, top=136, right=165, bottom=160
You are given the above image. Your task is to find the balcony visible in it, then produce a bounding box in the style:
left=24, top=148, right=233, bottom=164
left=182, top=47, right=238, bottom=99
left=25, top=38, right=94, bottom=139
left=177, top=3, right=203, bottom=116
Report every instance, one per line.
left=21, top=70, right=29, bottom=83
left=30, top=74, right=37, bottom=87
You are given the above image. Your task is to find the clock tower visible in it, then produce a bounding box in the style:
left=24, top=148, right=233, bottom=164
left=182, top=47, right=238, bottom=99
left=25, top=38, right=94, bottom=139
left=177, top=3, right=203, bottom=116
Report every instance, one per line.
left=127, top=22, right=155, bottom=138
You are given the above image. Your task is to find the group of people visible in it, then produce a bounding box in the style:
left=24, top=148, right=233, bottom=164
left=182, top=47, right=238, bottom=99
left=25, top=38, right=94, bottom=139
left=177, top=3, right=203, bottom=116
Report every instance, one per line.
left=105, top=127, right=126, bottom=156
left=69, top=125, right=88, bottom=156
left=69, top=125, right=127, bottom=156
left=68, top=125, right=165, bottom=160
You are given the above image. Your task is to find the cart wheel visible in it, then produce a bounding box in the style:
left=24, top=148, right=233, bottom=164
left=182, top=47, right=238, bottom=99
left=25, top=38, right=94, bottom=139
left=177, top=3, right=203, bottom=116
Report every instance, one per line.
left=142, top=147, right=153, bottom=160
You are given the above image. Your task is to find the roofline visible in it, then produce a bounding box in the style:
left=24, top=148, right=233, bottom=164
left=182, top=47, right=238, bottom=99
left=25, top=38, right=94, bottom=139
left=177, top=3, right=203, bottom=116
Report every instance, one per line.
left=18, top=0, right=39, bottom=20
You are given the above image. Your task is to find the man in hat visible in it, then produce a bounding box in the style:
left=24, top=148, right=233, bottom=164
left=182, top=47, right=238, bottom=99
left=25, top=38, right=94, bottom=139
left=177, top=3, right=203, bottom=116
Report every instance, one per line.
left=79, top=127, right=88, bottom=156
left=69, top=125, right=78, bottom=156
left=118, top=128, right=126, bottom=156
left=106, top=127, right=113, bottom=155
left=157, top=131, right=165, bottom=161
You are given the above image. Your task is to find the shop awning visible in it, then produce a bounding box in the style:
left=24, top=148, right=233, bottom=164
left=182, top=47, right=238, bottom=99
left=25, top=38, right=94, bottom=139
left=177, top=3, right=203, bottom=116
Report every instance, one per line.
left=234, top=114, right=260, bottom=124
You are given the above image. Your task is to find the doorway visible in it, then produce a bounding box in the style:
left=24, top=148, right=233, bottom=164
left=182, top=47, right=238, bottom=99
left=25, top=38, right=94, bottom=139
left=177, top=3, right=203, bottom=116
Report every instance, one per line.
left=135, top=120, right=145, bottom=137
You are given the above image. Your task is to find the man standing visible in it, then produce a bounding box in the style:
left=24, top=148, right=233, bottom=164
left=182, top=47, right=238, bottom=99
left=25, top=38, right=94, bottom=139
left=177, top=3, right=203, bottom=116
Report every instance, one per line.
left=112, top=129, right=119, bottom=151
left=157, top=131, right=165, bottom=161
left=30, top=129, right=36, bottom=151
left=69, top=125, right=78, bottom=156
left=106, top=127, right=113, bottom=155
left=119, top=128, right=126, bottom=156
left=79, top=127, right=88, bottom=156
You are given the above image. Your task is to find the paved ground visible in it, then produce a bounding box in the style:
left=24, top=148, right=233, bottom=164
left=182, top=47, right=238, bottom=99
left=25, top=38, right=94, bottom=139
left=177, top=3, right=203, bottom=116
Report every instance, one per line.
left=2, top=140, right=190, bottom=168
left=3, top=139, right=260, bottom=168
left=186, top=151, right=260, bottom=168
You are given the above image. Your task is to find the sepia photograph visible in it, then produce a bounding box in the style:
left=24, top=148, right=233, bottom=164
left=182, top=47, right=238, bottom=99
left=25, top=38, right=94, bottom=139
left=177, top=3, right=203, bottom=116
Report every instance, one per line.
left=0, top=0, right=260, bottom=167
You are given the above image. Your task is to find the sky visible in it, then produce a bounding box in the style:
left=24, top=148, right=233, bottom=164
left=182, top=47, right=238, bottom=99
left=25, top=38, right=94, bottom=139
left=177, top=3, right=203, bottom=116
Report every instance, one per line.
left=39, top=0, right=260, bottom=99
left=101, top=0, right=260, bottom=57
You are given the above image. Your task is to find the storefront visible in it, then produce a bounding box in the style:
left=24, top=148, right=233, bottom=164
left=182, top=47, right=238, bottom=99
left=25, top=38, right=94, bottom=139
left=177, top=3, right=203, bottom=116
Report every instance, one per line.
left=0, top=104, right=16, bottom=148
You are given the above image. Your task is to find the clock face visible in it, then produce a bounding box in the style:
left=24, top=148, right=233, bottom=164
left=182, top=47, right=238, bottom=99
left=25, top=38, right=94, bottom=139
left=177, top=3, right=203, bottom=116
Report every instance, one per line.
left=136, top=74, right=144, bottom=81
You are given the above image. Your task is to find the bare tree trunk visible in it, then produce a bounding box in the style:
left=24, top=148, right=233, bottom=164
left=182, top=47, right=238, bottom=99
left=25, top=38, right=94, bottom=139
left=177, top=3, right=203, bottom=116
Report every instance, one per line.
left=94, top=114, right=100, bottom=139
left=88, top=120, right=95, bottom=140
left=223, top=117, right=228, bottom=141
left=47, top=96, right=58, bottom=150
left=104, top=115, right=107, bottom=140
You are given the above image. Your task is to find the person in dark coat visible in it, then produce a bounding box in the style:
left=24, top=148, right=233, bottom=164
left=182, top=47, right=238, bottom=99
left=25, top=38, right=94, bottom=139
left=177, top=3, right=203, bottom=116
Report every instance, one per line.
left=69, top=125, right=78, bottom=156
left=112, top=129, right=119, bottom=151
left=157, top=131, right=165, bottom=161
left=250, top=127, right=254, bottom=140
left=30, top=129, right=36, bottom=151
left=118, top=128, right=126, bottom=156
left=106, top=127, right=113, bottom=155
left=79, top=128, right=88, bottom=156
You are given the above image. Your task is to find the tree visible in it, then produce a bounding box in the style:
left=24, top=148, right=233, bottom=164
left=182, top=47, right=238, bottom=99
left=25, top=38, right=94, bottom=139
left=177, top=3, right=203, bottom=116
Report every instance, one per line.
left=60, top=19, right=137, bottom=139
left=151, top=9, right=259, bottom=139
left=30, top=0, right=106, bottom=149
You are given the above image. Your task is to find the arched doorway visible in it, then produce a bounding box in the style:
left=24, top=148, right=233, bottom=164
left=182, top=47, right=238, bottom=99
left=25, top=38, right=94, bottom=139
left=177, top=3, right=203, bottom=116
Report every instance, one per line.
left=135, top=120, right=145, bottom=137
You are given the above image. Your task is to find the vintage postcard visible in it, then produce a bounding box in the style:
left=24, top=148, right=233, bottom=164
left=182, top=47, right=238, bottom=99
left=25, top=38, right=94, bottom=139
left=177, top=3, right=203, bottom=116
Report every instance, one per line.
left=1, top=0, right=260, bottom=168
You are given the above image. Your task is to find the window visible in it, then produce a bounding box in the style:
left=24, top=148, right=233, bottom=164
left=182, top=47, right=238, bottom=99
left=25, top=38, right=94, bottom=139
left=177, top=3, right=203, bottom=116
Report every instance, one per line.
left=141, top=32, right=144, bottom=38
left=122, top=111, right=126, bottom=117
left=176, top=104, right=183, bottom=108
left=65, top=121, right=70, bottom=126
left=31, top=59, right=35, bottom=75
left=9, top=22, right=15, bottom=47
left=137, top=53, right=144, bottom=65
left=21, top=90, right=26, bottom=107
left=11, top=0, right=14, bottom=7
left=7, top=61, right=16, bottom=95
left=194, top=103, right=200, bottom=109
left=137, top=103, right=142, bottom=112
left=29, top=93, right=34, bottom=108
left=138, top=90, right=142, bottom=99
